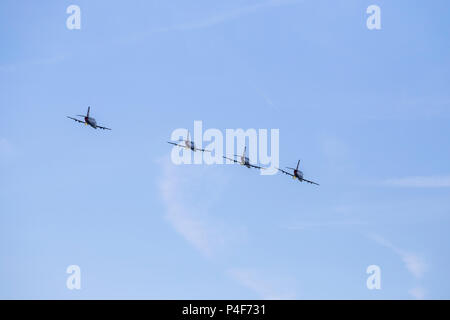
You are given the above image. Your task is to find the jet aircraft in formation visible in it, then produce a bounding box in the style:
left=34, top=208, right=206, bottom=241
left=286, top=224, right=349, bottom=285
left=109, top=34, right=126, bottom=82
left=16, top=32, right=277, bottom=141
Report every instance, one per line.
left=167, top=137, right=319, bottom=186
left=223, top=146, right=265, bottom=170
left=66, top=109, right=319, bottom=186
left=67, top=107, right=111, bottom=130
left=167, top=131, right=211, bottom=153
left=277, top=160, right=319, bottom=185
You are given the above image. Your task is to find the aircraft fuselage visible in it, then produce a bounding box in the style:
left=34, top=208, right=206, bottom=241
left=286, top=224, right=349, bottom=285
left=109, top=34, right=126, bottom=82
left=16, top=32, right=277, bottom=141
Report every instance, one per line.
left=293, top=169, right=304, bottom=180
left=185, top=140, right=195, bottom=151
left=85, top=117, right=98, bottom=129
left=241, top=156, right=251, bottom=168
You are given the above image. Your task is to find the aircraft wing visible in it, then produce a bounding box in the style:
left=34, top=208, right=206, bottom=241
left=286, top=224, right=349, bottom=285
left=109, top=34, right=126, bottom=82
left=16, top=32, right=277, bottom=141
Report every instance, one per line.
left=223, top=156, right=238, bottom=163
left=97, top=125, right=111, bottom=130
left=249, top=164, right=265, bottom=170
left=302, top=178, right=319, bottom=186
left=277, top=168, right=294, bottom=177
left=196, top=147, right=211, bottom=153
left=167, top=141, right=184, bottom=148
left=67, top=116, right=85, bottom=124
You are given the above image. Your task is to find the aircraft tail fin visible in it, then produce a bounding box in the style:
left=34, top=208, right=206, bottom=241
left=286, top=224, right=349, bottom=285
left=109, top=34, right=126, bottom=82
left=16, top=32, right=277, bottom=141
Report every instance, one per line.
left=296, top=160, right=300, bottom=170
left=87, top=106, right=90, bottom=117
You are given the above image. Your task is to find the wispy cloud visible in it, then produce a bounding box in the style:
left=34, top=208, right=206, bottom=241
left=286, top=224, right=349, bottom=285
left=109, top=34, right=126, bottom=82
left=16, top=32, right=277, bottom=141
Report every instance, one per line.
left=286, top=220, right=367, bottom=231
left=154, top=0, right=301, bottom=32
left=227, top=268, right=296, bottom=299
left=409, top=287, right=426, bottom=300
left=157, top=157, right=241, bottom=258
left=0, top=55, right=65, bottom=73
left=157, top=157, right=300, bottom=298
left=383, top=176, right=450, bottom=188
left=118, top=0, right=301, bottom=45
left=369, top=234, right=427, bottom=299
left=369, top=234, right=427, bottom=279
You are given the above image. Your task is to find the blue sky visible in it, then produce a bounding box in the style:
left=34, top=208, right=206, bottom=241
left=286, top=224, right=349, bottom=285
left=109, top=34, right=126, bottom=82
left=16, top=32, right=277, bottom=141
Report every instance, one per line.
left=1, top=0, right=449, bottom=299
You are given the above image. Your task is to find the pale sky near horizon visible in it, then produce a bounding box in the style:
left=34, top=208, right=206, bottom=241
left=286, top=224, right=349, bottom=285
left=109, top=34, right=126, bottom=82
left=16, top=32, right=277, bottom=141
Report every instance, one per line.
left=1, top=0, right=450, bottom=299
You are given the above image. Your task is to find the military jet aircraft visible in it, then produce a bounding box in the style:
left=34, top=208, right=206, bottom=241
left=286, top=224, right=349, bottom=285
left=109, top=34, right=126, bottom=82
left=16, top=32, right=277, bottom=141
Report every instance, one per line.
left=167, top=131, right=210, bottom=152
left=67, top=107, right=111, bottom=130
left=223, top=146, right=265, bottom=170
left=278, top=160, right=319, bottom=185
